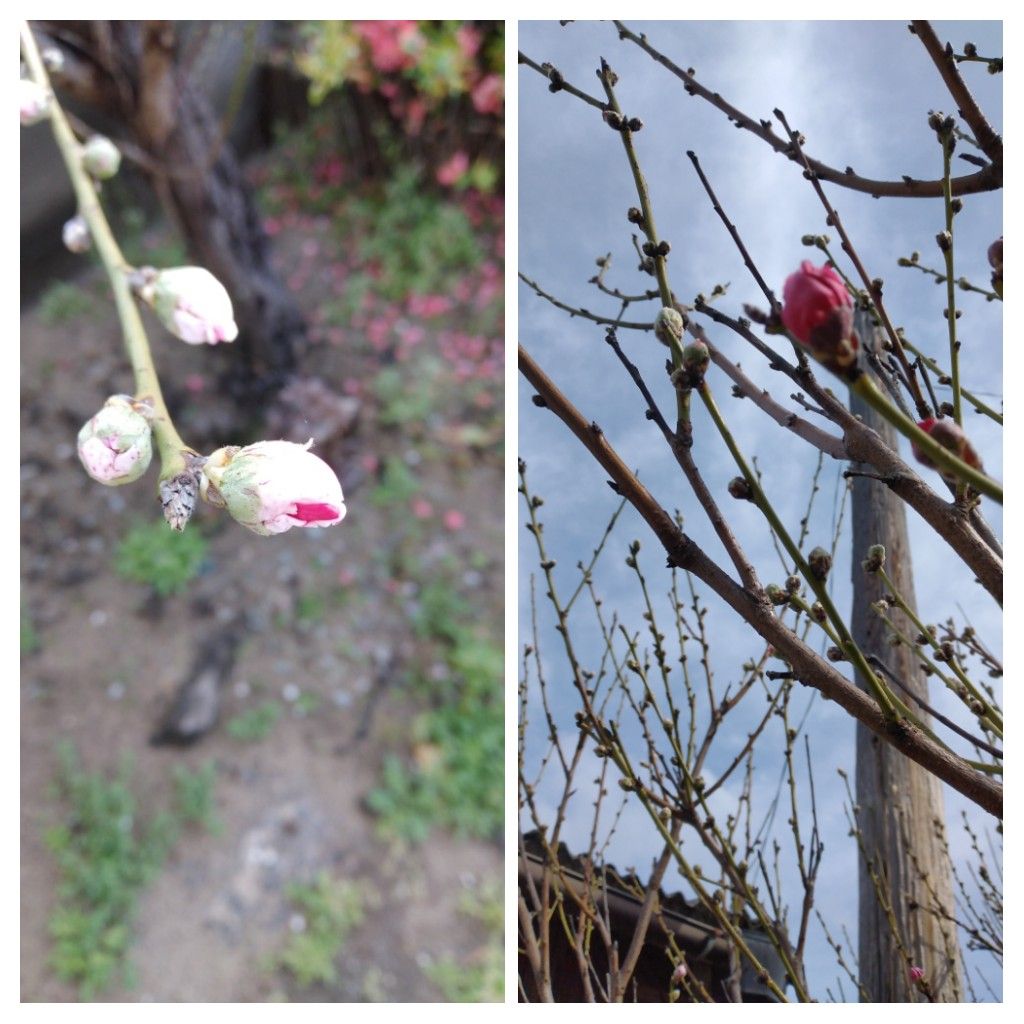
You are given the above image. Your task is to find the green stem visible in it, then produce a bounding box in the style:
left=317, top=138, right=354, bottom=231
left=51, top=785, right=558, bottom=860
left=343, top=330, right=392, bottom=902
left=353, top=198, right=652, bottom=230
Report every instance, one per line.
left=20, top=21, right=190, bottom=484
left=699, top=384, right=900, bottom=720
left=853, top=376, right=1001, bottom=503
left=940, top=137, right=963, bottom=427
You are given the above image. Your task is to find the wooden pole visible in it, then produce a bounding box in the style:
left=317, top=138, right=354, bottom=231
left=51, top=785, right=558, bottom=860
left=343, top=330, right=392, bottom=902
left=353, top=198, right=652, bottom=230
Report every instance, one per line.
left=849, top=308, right=963, bottom=1001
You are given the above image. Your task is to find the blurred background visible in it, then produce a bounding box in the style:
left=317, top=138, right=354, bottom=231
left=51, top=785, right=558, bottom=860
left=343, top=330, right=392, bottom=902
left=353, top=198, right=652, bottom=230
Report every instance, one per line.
left=21, top=20, right=503, bottom=1002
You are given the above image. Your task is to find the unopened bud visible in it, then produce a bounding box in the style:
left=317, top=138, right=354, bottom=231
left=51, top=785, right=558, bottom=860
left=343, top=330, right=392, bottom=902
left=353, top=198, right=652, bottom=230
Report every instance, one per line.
left=785, top=575, right=801, bottom=594
left=602, top=110, right=623, bottom=131
left=912, top=417, right=983, bottom=482
left=654, top=307, right=684, bottom=348
left=808, top=546, right=832, bottom=580
left=728, top=476, right=753, bottom=501
left=826, top=646, right=845, bottom=662
left=81, top=135, right=122, bottom=179
left=200, top=439, right=345, bottom=536
left=627, top=206, right=644, bottom=226
left=134, top=266, right=239, bottom=345
left=77, top=396, right=153, bottom=486
left=862, top=544, right=886, bottom=573
left=810, top=602, right=827, bottom=623
left=766, top=584, right=790, bottom=607
left=20, top=80, right=50, bottom=126
left=62, top=215, right=91, bottom=254
left=681, top=340, right=710, bottom=379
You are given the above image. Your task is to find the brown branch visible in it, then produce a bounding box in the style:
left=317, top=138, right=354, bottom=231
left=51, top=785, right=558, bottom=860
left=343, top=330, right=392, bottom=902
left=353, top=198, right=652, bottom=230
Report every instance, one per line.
left=612, top=21, right=1000, bottom=197
left=911, top=21, right=1002, bottom=172
left=520, top=342, right=1002, bottom=819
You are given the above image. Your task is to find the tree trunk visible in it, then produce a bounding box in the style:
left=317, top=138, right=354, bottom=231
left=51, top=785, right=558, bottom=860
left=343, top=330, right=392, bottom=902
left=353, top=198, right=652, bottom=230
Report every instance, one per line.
left=849, top=308, right=962, bottom=1001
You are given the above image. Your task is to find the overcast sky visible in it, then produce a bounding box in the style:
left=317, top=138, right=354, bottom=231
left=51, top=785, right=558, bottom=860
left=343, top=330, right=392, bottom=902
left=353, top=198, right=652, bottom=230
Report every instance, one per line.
left=518, top=20, right=1002, bottom=1001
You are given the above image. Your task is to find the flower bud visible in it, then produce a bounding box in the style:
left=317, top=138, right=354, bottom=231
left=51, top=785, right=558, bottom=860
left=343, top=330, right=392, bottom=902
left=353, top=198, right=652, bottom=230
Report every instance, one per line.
left=77, top=395, right=153, bottom=486
left=81, top=135, right=122, bottom=179
left=681, top=339, right=710, bottom=379
left=988, top=236, right=1003, bottom=298
left=727, top=476, right=753, bottom=501
left=200, top=440, right=345, bottom=536
left=20, top=80, right=50, bottom=126
left=135, top=266, right=239, bottom=344
left=911, top=417, right=983, bottom=482
left=862, top=544, right=886, bottom=573
left=654, top=307, right=684, bottom=348
left=766, top=584, right=790, bottom=607
left=808, top=546, right=832, bottom=581
left=62, top=214, right=92, bottom=254
left=909, top=965, right=925, bottom=983
left=781, top=261, right=858, bottom=374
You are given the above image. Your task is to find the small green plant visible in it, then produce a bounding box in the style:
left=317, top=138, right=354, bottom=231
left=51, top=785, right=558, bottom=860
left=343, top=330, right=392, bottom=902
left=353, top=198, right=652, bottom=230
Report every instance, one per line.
left=226, top=701, right=283, bottom=742
left=115, top=522, right=208, bottom=596
left=368, top=456, right=419, bottom=508
left=367, top=633, right=502, bottom=842
left=374, top=362, right=441, bottom=427
left=423, top=945, right=503, bottom=1002
left=45, top=743, right=178, bottom=1000
left=37, top=280, right=96, bottom=325
left=172, top=761, right=221, bottom=835
left=277, top=874, right=367, bottom=987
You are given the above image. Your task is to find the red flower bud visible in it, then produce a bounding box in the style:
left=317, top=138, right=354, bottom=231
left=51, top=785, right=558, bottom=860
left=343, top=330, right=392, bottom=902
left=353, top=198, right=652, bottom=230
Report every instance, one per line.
left=781, top=261, right=858, bottom=373
left=912, top=417, right=983, bottom=482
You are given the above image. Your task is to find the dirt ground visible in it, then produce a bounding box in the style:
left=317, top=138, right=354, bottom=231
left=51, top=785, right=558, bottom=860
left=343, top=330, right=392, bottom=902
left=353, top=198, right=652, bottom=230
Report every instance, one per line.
left=20, top=194, right=503, bottom=1001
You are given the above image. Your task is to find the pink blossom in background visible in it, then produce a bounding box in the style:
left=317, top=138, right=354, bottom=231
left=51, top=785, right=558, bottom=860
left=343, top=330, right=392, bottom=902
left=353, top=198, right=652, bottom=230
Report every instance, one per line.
left=456, top=25, right=482, bottom=59
left=184, top=374, right=207, bottom=395
left=338, top=566, right=358, bottom=587
left=411, top=498, right=434, bottom=520
left=404, top=98, right=428, bottom=135
left=471, top=73, right=503, bottom=116
left=355, top=20, right=421, bottom=73
left=436, top=151, right=470, bottom=187
left=360, top=453, right=380, bottom=473
left=408, top=294, right=452, bottom=318
left=443, top=509, right=466, bottom=532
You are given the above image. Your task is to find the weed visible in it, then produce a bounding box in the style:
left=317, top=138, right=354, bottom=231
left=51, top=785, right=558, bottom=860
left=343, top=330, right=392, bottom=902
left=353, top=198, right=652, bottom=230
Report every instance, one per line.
left=368, top=456, right=419, bottom=508
left=366, top=633, right=502, bottom=842
left=423, top=944, right=502, bottom=1002
left=422, top=878, right=503, bottom=1001
left=412, top=579, right=470, bottom=644
left=45, top=744, right=178, bottom=1000
left=115, top=522, right=208, bottom=597
left=373, top=363, right=441, bottom=427
left=294, top=591, right=327, bottom=626
left=226, top=701, right=282, bottom=742
left=277, top=874, right=367, bottom=987
left=172, top=762, right=221, bottom=835
left=37, top=281, right=96, bottom=326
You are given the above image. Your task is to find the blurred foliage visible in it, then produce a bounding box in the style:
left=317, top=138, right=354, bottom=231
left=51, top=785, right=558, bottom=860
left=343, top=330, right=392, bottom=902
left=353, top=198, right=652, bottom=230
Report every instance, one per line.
left=172, top=761, right=221, bottom=835
left=367, top=592, right=502, bottom=842
left=226, top=700, right=283, bottom=742
left=368, top=456, right=420, bottom=508
left=37, top=281, right=97, bottom=326
left=422, top=881, right=503, bottom=1001
left=114, top=522, right=208, bottom=597
left=292, top=21, right=503, bottom=190
left=44, top=744, right=179, bottom=1000
left=297, top=21, right=501, bottom=109
left=277, top=874, right=367, bottom=988
left=338, top=168, right=482, bottom=299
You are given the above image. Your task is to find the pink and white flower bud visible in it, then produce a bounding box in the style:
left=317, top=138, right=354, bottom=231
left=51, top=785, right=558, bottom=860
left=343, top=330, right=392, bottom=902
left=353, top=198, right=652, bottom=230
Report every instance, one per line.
left=139, top=266, right=239, bottom=345
left=81, top=135, right=122, bottom=179
left=77, top=395, right=153, bottom=486
left=20, top=80, right=50, bottom=126
left=781, top=261, right=858, bottom=374
left=200, top=440, right=345, bottom=536
left=909, top=965, right=925, bottom=983
left=62, top=214, right=92, bottom=254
